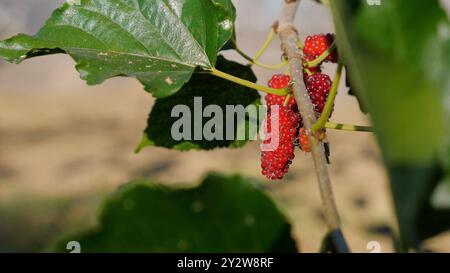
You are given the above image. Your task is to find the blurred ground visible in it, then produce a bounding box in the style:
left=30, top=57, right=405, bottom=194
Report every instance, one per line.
left=0, top=0, right=449, bottom=253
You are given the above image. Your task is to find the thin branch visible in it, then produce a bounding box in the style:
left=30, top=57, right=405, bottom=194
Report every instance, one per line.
left=277, top=0, right=349, bottom=252
left=253, top=28, right=277, bottom=61
left=230, top=39, right=288, bottom=70
left=209, top=68, right=289, bottom=96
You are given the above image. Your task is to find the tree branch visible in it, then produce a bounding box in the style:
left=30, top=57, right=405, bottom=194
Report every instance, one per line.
left=277, top=0, right=349, bottom=252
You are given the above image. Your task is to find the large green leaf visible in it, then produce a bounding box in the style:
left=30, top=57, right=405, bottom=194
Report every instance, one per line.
left=52, top=173, right=298, bottom=253
left=136, top=56, right=261, bottom=152
left=330, top=0, right=450, bottom=250
left=0, top=0, right=236, bottom=97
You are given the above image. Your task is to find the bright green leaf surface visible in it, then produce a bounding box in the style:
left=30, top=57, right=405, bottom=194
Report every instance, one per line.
left=52, top=173, right=298, bottom=253
left=136, top=56, right=261, bottom=152
left=0, top=0, right=236, bottom=97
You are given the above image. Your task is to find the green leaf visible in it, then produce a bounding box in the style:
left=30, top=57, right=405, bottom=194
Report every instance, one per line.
left=0, top=0, right=236, bottom=97
left=52, top=173, right=298, bottom=253
left=332, top=0, right=450, bottom=163
left=330, top=0, right=450, bottom=249
left=136, top=56, right=261, bottom=152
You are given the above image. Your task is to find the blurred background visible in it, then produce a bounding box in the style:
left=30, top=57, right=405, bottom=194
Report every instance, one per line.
left=0, top=0, right=449, bottom=252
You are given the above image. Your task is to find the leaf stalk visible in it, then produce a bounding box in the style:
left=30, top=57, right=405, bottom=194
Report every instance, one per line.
left=312, top=62, right=343, bottom=132
left=209, top=68, right=288, bottom=96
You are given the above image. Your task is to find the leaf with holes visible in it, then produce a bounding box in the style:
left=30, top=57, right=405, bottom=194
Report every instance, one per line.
left=0, top=0, right=236, bottom=97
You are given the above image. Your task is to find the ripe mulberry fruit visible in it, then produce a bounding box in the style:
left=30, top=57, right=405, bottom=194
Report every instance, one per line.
left=304, top=33, right=338, bottom=63
left=261, top=107, right=300, bottom=180
left=268, top=74, right=291, bottom=89
left=306, top=73, right=332, bottom=115
left=266, top=74, right=297, bottom=110
left=262, top=74, right=301, bottom=180
left=266, top=94, right=297, bottom=110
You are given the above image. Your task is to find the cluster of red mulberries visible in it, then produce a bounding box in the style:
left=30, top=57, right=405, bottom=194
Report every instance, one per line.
left=299, top=34, right=338, bottom=153
left=303, top=33, right=338, bottom=117
left=260, top=34, right=338, bottom=180
left=261, top=75, right=299, bottom=179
